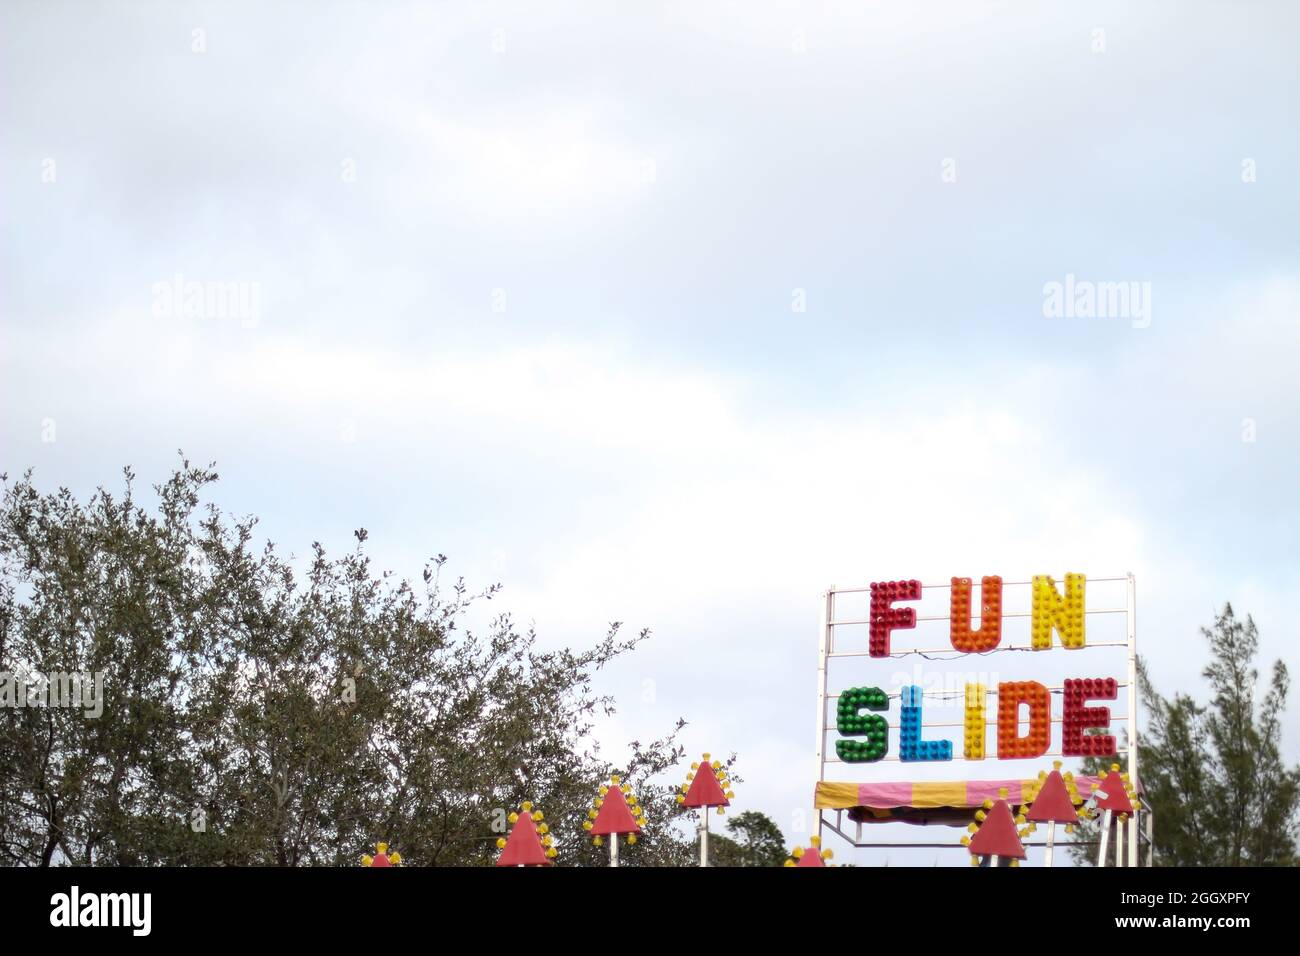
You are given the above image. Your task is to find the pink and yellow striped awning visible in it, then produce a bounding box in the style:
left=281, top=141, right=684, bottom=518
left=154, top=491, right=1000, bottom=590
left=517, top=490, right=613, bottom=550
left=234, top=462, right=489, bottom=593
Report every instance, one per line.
left=815, top=776, right=1105, bottom=823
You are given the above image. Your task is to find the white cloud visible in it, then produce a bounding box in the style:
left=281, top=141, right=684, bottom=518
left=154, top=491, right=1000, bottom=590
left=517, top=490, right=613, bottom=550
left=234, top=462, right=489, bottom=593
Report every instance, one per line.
left=365, top=97, right=661, bottom=219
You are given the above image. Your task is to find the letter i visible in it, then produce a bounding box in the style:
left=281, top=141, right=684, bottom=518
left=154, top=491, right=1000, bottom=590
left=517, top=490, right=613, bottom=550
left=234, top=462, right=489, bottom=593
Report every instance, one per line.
left=964, top=683, right=986, bottom=759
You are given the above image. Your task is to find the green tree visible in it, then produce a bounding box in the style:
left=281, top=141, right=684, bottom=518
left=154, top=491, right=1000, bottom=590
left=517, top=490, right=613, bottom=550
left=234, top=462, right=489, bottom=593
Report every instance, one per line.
left=0, top=461, right=709, bottom=866
left=1070, top=604, right=1299, bottom=866
left=709, top=810, right=788, bottom=866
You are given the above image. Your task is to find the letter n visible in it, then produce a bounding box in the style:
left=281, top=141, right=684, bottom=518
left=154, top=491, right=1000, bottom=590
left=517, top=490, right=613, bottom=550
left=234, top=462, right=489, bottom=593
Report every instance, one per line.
left=1031, top=573, right=1086, bottom=648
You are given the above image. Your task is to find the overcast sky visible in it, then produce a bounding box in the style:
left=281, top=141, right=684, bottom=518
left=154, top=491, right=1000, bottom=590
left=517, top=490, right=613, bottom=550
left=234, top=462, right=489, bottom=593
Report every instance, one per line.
left=3, top=1, right=1298, bottom=866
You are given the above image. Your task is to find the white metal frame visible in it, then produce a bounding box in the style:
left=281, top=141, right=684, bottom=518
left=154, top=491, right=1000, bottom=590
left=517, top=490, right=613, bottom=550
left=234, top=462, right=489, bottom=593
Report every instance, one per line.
left=813, top=572, right=1144, bottom=864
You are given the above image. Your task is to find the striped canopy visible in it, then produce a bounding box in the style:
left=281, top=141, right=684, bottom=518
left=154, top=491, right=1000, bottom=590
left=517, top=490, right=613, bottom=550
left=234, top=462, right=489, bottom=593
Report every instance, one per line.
left=815, top=775, right=1107, bottom=826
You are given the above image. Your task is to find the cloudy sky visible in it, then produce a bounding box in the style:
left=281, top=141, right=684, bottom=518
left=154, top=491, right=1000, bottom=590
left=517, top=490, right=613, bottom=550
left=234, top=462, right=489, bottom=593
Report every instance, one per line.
left=3, top=1, right=1298, bottom=865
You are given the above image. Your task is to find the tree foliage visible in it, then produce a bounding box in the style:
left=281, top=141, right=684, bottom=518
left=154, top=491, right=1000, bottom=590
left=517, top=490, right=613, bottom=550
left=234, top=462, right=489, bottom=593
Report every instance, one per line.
left=709, top=810, right=788, bottom=867
left=0, top=461, right=710, bottom=866
left=1070, top=604, right=1298, bottom=866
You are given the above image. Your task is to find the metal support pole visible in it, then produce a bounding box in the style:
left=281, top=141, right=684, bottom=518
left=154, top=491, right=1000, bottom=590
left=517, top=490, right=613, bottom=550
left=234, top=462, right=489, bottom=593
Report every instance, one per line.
left=813, top=587, right=833, bottom=847
left=610, top=836, right=619, bottom=868
left=1126, top=572, right=1140, bottom=867
left=1044, top=822, right=1056, bottom=867
left=700, top=811, right=709, bottom=867
left=1145, top=808, right=1155, bottom=867
left=1097, top=809, right=1112, bottom=867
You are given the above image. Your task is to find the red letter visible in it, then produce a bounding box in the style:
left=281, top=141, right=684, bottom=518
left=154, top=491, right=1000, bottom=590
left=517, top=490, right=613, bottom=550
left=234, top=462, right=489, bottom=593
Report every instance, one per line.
left=1062, top=677, right=1117, bottom=757
left=869, top=579, right=921, bottom=658
left=997, top=681, right=1050, bottom=759
left=950, top=575, right=1003, bottom=651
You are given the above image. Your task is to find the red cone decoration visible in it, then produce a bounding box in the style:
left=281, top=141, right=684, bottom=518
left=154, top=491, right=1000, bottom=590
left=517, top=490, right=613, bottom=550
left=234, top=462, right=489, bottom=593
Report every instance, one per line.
left=1094, top=765, right=1140, bottom=814
left=962, top=788, right=1030, bottom=864
left=1026, top=762, right=1084, bottom=824
left=361, top=842, right=401, bottom=867
left=785, top=835, right=833, bottom=867
left=585, top=775, right=647, bottom=847
left=495, top=801, right=556, bottom=866
left=679, top=754, right=734, bottom=810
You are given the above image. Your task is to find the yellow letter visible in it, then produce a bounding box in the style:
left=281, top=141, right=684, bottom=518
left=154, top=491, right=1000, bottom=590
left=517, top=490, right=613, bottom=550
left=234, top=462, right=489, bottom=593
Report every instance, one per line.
left=1031, top=573, right=1086, bottom=648
left=964, top=683, right=987, bottom=759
